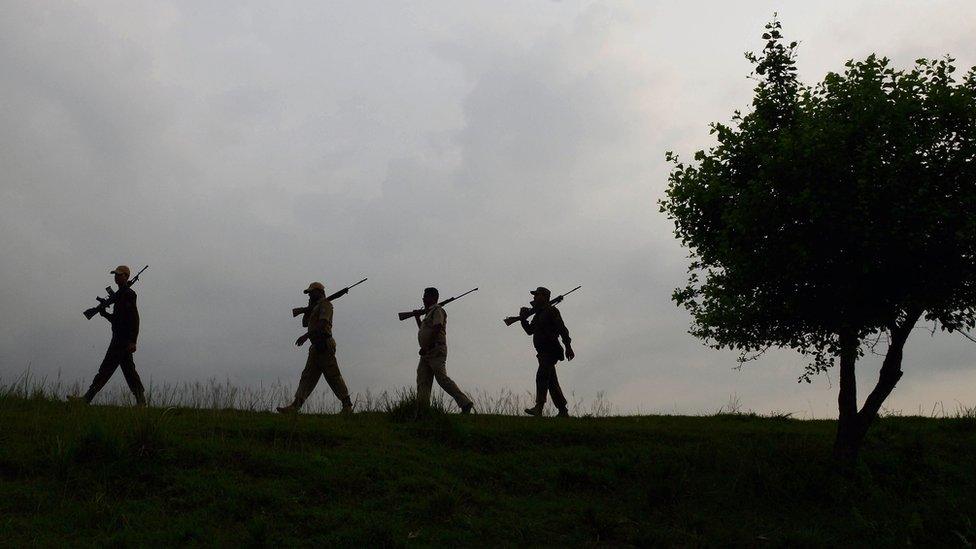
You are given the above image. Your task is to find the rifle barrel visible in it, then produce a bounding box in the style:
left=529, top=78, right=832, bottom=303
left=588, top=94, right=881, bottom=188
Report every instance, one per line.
left=448, top=287, right=478, bottom=302
left=562, top=285, right=582, bottom=297
left=325, top=277, right=368, bottom=302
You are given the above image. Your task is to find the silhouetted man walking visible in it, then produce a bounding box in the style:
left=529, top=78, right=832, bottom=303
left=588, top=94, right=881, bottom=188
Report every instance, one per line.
left=521, top=287, right=575, bottom=417
left=78, top=265, right=146, bottom=406
left=415, top=287, right=474, bottom=414
left=278, top=282, right=353, bottom=414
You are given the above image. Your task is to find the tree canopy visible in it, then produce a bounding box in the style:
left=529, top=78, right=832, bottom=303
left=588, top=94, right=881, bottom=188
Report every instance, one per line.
left=662, top=19, right=976, bottom=379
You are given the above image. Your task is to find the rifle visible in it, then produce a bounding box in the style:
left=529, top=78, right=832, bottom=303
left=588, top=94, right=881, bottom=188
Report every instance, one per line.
left=503, top=285, right=580, bottom=326
left=291, top=278, right=368, bottom=318
left=398, top=288, right=478, bottom=321
left=83, top=265, right=149, bottom=319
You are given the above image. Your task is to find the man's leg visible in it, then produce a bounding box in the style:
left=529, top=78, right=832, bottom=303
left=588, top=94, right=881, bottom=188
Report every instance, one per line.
left=82, top=347, right=122, bottom=403
left=289, top=351, right=322, bottom=411
left=525, top=356, right=550, bottom=416
left=544, top=357, right=569, bottom=413
left=416, top=357, right=435, bottom=410
left=319, top=351, right=352, bottom=410
left=535, top=356, right=554, bottom=406
left=428, top=356, right=473, bottom=410
left=118, top=352, right=146, bottom=405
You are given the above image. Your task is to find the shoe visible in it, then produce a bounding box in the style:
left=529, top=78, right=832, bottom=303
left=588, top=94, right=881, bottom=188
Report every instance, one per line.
left=276, top=405, right=298, bottom=414
left=461, top=402, right=474, bottom=415
left=524, top=405, right=543, bottom=416
left=557, top=408, right=570, bottom=418
left=340, top=404, right=354, bottom=415
left=135, top=401, right=148, bottom=409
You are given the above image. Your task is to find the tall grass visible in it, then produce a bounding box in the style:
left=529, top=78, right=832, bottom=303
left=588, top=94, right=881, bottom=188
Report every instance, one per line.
left=6, top=371, right=974, bottom=421
left=0, top=370, right=617, bottom=417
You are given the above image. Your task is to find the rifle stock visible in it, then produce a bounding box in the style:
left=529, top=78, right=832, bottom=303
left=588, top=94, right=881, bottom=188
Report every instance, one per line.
left=398, top=310, right=420, bottom=321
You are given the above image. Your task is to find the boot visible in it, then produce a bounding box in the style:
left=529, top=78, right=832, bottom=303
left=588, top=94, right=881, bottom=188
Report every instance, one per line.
left=461, top=402, right=474, bottom=415
left=524, top=404, right=543, bottom=416
left=276, top=404, right=299, bottom=414
left=557, top=407, right=570, bottom=418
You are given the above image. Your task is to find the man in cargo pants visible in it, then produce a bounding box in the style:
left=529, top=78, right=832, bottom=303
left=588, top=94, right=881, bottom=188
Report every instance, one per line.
left=277, top=282, right=353, bottom=414
left=76, top=265, right=146, bottom=406
left=521, top=286, right=575, bottom=418
left=415, top=287, right=474, bottom=415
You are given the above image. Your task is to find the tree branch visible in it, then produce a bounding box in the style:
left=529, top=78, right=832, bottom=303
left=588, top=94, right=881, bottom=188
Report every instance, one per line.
left=857, top=308, right=924, bottom=425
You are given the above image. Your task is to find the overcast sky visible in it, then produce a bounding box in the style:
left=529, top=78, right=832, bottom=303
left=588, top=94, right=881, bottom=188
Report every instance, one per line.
left=2, top=1, right=975, bottom=416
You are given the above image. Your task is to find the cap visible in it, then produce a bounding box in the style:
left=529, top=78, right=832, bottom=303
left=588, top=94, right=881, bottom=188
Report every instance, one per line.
left=530, top=286, right=551, bottom=299
left=111, top=265, right=131, bottom=277
left=303, top=282, right=325, bottom=294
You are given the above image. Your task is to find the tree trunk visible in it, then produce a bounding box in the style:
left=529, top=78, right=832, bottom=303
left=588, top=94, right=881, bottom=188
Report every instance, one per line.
left=833, top=328, right=860, bottom=460
left=833, top=309, right=923, bottom=461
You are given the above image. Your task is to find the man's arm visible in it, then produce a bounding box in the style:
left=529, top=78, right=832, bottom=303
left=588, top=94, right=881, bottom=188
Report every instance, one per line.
left=553, top=308, right=574, bottom=360
left=316, top=301, right=333, bottom=337
left=519, top=308, right=534, bottom=335
left=99, top=292, right=122, bottom=322
left=116, top=290, right=139, bottom=353
left=130, top=293, right=139, bottom=345
left=306, top=302, right=333, bottom=350
left=418, top=308, right=444, bottom=355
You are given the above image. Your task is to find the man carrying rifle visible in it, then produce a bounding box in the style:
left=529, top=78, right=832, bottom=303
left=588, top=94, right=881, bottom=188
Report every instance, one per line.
left=277, top=282, right=353, bottom=414
left=76, top=265, right=146, bottom=406
left=521, top=287, right=575, bottom=418
left=414, top=287, right=474, bottom=414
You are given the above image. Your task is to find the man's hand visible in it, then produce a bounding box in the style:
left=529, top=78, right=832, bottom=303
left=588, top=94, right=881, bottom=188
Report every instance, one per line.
left=520, top=307, right=532, bottom=316
left=127, top=342, right=137, bottom=353
left=565, top=346, right=575, bottom=361
left=295, top=334, right=309, bottom=347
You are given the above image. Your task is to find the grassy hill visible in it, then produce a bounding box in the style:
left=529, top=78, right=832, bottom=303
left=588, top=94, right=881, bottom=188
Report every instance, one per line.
left=1, top=395, right=975, bottom=546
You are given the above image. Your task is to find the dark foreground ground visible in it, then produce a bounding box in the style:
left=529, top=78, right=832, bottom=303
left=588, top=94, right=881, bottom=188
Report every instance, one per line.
left=1, top=397, right=975, bottom=546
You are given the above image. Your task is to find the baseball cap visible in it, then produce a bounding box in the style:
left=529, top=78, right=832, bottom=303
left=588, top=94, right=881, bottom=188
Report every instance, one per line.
left=530, top=286, right=551, bottom=299
left=304, top=282, right=326, bottom=294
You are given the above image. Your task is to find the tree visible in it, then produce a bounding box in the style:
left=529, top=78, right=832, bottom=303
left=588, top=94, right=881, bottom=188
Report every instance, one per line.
left=660, top=18, right=976, bottom=459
